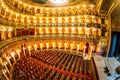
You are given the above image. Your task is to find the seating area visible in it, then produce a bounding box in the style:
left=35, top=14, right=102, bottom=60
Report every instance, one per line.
left=12, top=50, right=93, bottom=80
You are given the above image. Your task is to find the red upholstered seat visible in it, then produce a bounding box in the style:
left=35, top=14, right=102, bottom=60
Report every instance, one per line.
left=11, top=50, right=93, bottom=80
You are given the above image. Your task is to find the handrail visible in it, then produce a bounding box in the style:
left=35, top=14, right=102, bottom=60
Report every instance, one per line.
left=0, top=34, right=99, bottom=50
left=0, top=17, right=102, bottom=28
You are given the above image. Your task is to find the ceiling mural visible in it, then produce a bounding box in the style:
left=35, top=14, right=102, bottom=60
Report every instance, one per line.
left=31, top=0, right=77, bottom=4
left=26, top=0, right=84, bottom=7
left=31, top=0, right=48, bottom=4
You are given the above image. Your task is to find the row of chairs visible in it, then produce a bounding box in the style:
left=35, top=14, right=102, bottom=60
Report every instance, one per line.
left=12, top=50, right=92, bottom=80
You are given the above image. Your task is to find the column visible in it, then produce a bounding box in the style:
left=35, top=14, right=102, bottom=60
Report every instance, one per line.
left=27, top=45, right=31, bottom=56
left=8, top=28, right=12, bottom=39
left=52, top=41, right=55, bottom=49
left=34, top=43, right=37, bottom=51
left=40, top=43, right=43, bottom=50
left=64, top=42, right=67, bottom=50
left=11, top=51, right=16, bottom=62
left=2, top=53, right=12, bottom=67
left=58, top=41, right=61, bottom=50
left=46, top=42, right=49, bottom=50
left=77, top=43, right=80, bottom=53
left=23, top=46, right=26, bottom=56
left=2, top=69, right=9, bottom=80
left=70, top=42, right=74, bottom=52
left=1, top=29, right=5, bottom=40
left=16, top=48, right=21, bottom=58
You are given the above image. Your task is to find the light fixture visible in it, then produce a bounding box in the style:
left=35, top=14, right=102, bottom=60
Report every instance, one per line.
left=50, top=0, right=68, bottom=4
left=11, top=51, right=15, bottom=57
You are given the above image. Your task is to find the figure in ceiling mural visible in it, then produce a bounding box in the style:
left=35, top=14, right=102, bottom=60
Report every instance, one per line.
left=31, top=0, right=48, bottom=4
left=31, top=0, right=78, bottom=4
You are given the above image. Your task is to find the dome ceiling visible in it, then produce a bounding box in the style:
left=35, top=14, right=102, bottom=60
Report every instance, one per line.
left=20, top=0, right=88, bottom=7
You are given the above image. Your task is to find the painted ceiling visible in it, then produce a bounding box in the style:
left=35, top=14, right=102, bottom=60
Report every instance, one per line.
left=22, top=0, right=95, bottom=7
left=31, top=0, right=48, bottom=4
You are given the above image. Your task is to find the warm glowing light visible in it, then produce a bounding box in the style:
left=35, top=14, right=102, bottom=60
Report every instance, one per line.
left=92, top=16, right=95, bottom=19
left=83, top=45, right=86, bottom=57
left=93, top=28, right=97, bottom=31
left=0, top=58, right=2, bottom=65
left=85, top=28, right=90, bottom=35
left=4, top=61, right=7, bottom=65
left=90, top=4, right=95, bottom=8
left=58, top=27, right=62, bottom=31
left=23, top=47, right=26, bottom=50
left=77, top=44, right=80, bottom=52
left=16, top=49, right=20, bottom=58
left=46, top=18, right=49, bottom=23
left=71, top=27, right=75, bottom=31
left=11, top=51, right=16, bottom=61
left=50, top=0, right=68, bottom=4
left=39, top=28, right=43, bottom=34
left=65, top=27, right=69, bottom=33
left=27, top=45, right=31, bottom=55
left=46, top=42, right=49, bottom=49
left=71, top=17, right=74, bottom=22
left=78, top=27, right=82, bottom=30
left=83, top=4, right=87, bottom=8
left=52, top=18, right=55, bottom=23
left=3, top=61, right=10, bottom=74
left=58, top=27, right=62, bottom=34
left=28, top=45, right=31, bottom=50
left=2, top=69, right=9, bottom=80
left=58, top=41, right=61, bottom=49
left=34, top=43, right=37, bottom=51
left=46, top=27, right=49, bottom=34
left=8, top=28, right=13, bottom=32
left=11, top=51, right=15, bottom=57
left=23, top=46, right=26, bottom=55
left=52, top=41, right=55, bottom=49
left=65, top=27, right=68, bottom=30
left=40, top=43, right=43, bottom=49
left=52, top=27, right=56, bottom=33
left=70, top=43, right=73, bottom=51
left=58, top=18, right=62, bottom=23
left=64, top=42, right=67, bottom=50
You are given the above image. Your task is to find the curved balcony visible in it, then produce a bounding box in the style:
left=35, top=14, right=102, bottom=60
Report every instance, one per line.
left=4, top=0, right=35, bottom=15
left=0, top=35, right=98, bottom=49
left=0, top=16, right=101, bottom=27
left=0, top=35, right=99, bottom=62
left=0, top=35, right=97, bottom=79
left=3, top=0, right=98, bottom=17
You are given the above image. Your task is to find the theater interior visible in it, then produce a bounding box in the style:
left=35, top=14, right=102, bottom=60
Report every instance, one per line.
left=0, top=0, right=120, bottom=80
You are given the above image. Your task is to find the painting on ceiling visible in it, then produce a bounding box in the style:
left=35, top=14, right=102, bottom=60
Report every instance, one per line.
left=31, top=0, right=48, bottom=4
left=31, top=0, right=79, bottom=4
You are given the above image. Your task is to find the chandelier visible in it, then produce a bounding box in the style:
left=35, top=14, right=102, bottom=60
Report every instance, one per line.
left=50, top=0, right=68, bottom=4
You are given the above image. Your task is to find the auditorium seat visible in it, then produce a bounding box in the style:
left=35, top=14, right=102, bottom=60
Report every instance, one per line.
left=11, top=50, right=93, bottom=80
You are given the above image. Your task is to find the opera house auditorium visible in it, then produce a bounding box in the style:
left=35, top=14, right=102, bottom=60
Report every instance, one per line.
left=0, top=0, right=120, bottom=80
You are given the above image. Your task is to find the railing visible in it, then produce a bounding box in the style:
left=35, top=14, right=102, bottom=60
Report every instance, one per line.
left=0, top=17, right=102, bottom=28
left=0, top=34, right=99, bottom=50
